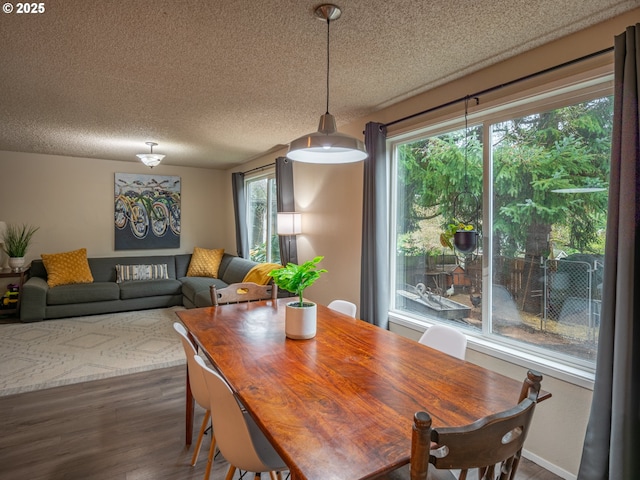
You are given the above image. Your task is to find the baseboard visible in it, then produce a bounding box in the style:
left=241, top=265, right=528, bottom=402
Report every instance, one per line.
left=523, top=449, right=577, bottom=480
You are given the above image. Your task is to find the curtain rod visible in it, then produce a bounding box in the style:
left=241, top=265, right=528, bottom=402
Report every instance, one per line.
left=241, top=161, right=276, bottom=175
left=384, top=46, right=614, bottom=128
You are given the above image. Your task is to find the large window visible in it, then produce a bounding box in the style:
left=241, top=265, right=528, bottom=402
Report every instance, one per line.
left=390, top=75, right=613, bottom=376
left=246, top=172, right=281, bottom=263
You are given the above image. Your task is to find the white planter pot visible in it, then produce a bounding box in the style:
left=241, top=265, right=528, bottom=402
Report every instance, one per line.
left=285, top=301, right=317, bottom=340
left=8, top=257, right=25, bottom=272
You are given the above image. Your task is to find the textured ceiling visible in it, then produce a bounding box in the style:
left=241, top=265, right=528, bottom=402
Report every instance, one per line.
left=0, top=0, right=637, bottom=169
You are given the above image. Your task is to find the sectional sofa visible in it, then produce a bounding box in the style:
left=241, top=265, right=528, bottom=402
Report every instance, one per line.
left=20, top=253, right=262, bottom=322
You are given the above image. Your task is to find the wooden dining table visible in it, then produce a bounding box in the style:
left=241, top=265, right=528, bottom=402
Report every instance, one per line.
left=176, top=298, right=550, bottom=480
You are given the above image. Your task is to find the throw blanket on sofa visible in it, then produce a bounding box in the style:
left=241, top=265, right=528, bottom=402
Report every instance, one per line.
left=242, top=263, right=282, bottom=285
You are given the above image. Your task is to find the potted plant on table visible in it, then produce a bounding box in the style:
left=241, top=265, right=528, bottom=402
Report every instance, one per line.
left=440, top=219, right=478, bottom=254
left=269, top=256, right=327, bottom=340
left=1, top=223, right=39, bottom=271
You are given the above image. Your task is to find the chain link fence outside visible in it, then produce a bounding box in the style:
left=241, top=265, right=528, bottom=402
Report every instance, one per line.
left=543, top=255, right=603, bottom=341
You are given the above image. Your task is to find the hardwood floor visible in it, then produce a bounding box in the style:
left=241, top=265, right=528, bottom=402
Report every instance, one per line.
left=0, top=366, right=562, bottom=480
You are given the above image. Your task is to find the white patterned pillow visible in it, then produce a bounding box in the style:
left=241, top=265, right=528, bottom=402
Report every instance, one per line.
left=115, top=264, right=169, bottom=283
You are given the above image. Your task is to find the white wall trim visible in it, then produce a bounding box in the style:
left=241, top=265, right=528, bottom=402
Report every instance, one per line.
left=523, top=449, right=577, bottom=480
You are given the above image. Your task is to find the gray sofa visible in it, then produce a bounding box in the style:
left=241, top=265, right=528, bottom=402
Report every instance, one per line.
left=20, top=253, right=261, bottom=322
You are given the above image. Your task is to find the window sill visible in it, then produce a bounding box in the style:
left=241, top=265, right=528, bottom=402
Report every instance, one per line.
left=389, top=311, right=595, bottom=390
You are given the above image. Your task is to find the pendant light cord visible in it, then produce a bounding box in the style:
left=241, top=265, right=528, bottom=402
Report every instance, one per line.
left=325, top=18, right=331, bottom=115
left=463, top=96, right=479, bottom=192
left=463, top=96, right=469, bottom=192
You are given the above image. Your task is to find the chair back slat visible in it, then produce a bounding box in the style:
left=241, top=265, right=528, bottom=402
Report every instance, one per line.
left=210, top=282, right=277, bottom=306
left=429, top=398, right=536, bottom=471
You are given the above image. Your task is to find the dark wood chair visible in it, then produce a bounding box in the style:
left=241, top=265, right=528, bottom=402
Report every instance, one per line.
left=410, top=370, right=543, bottom=480
left=210, top=282, right=278, bottom=306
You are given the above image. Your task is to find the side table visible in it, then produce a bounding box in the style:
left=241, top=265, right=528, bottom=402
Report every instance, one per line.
left=0, top=265, right=31, bottom=318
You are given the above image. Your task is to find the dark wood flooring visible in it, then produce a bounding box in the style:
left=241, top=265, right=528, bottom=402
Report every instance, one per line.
left=0, top=366, right=562, bottom=480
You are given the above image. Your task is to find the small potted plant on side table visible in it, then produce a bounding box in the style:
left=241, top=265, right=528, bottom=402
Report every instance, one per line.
left=2, top=223, right=39, bottom=272
left=269, top=256, right=327, bottom=340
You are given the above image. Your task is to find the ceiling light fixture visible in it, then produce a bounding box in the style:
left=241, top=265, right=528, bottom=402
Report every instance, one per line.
left=136, top=141, right=165, bottom=168
left=286, top=4, right=367, bottom=164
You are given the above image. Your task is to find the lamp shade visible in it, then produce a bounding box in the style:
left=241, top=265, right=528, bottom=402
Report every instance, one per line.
left=287, top=114, right=367, bottom=164
left=277, top=212, right=302, bottom=236
left=0, top=221, right=6, bottom=242
left=286, top=5, right=368, bottom=165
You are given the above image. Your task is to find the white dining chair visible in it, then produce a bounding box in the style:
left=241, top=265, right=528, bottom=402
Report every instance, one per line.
left=173, top=322, right=217, bottom=479
left=327, top=299, right=357, bottom=318
left=418, top=324, right=467, bottom=360
left=193, top=355, right=288, bottom=480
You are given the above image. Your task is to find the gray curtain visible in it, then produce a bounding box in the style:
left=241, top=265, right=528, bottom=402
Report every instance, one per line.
left=232, top=172, right=249, bottom=259
left=578, top=24, right=640, bottom=480
left=360, top=122, right=389, bottom=328
left=276, top=156, right=298, bottom=265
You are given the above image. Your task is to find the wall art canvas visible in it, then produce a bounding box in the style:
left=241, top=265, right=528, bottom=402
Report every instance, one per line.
left=114, top=173, right=181, bottom=250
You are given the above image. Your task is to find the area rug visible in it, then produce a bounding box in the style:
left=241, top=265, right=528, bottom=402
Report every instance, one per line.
left=0, top=306, right=186, bottom=397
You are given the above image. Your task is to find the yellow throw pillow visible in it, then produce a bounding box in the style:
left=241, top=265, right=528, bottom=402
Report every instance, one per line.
left=41, top=248, right=94, bottom=288
left=186, top=247, right=224, bottom=278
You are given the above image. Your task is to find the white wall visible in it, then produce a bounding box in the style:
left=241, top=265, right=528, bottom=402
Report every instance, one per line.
left=0, top=151, right=230, bottom=265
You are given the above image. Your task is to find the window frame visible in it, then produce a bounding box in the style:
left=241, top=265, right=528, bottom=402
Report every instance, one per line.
left=245, top=169, right=280, bottom=264
left=387, top=67, right=614, bottom=389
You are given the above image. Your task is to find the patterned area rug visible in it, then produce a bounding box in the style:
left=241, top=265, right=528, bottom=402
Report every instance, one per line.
left=0, top=307, right=186, bottom=397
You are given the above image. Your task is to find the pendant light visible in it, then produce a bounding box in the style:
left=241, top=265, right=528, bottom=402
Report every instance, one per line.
left=136, top=142, right=165, bottom=168
left=286, top=4, right=367, bottom=164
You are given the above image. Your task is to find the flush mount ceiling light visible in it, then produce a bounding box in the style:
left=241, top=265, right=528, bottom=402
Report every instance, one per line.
left=286, top=4, right=367, bottom=164
left=136, top=141, right=165, bottom=168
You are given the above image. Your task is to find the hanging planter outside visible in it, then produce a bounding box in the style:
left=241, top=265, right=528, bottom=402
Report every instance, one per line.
left=439, top=96, right=482, bottom=256
left=453, top=229, right=478, bottom=254
left=440, top=220, right=477, bottom=253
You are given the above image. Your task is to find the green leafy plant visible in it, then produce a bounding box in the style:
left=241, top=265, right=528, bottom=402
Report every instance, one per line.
left=268, top=256, right=327, bottom=307
left=439, top=220, right=474, bottom=250
left=2, top=223, right=39, bottom=257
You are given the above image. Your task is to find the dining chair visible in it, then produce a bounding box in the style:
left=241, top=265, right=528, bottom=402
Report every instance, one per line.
left=409, top=370, right=543, bottom=480
left=173, top=322, right=217, bottom=479
left=417, top=324, right=467, bottom=360
left=193, top=354, right=288, bottom=480
left=210, top=282, right=278, bottom=306
left=327, top=299, right=357, bottom=317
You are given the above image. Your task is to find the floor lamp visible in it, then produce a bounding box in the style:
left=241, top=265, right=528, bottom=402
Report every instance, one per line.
left=277, top=212, right=302, bottom=264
